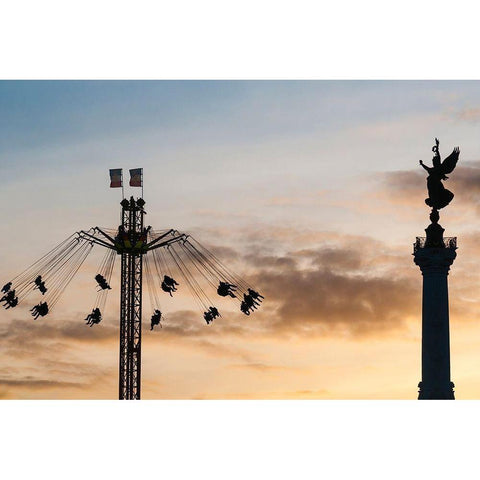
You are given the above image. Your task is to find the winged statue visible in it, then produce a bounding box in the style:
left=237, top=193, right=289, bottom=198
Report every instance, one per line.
left=419, top=138, right=460, bottom=210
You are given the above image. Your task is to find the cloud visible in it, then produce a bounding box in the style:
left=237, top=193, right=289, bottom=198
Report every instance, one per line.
left=251, top=252, right=418, bottom=338
left=293, top=247, right=363, bottom=271
left=451, top=162, right=480, bottom=210
left=227, top=363, right=308, bottom=374
left=0, top=357, right=113, bottom=398
left=190, top=388, right=330, bottom=399
left=0, top=317, right=117, bottom=359
left=379, top=170, right=424, bottom=206
left=0, top=377, right=83, bottom=389
left=378, top=161, right=480, bottom=211
left=0, top=314, right=119, bottom=397
left=243, top=253, right=297, bottom=271
left=144, top=232, right=422, bottom=340
left=264, top=192, right=326, bottom=208
left=457, top=108, right=480, bottom=123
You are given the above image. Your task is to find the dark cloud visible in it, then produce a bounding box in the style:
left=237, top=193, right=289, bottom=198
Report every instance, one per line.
left=250, top=251, right=418, bottom=338
left=153, top=310, right=245, bottom=342
left=383, top=170, right=424, bottom=194
left=0, top=314, right=115, bottom=398
left=380, top=161, right=480, bottom=211
left=0, top=317, right=117, bottom=359
left=0, top=317, right=117, bottom=343
left=154, top=232, right=421, bottom=339
left=142, top=233, right=423, bottom=339
left=451, top=162, right=480, bottom=209
left=293, top=247, right=363, bottom=271
left=243, top=254, right=297, bottom=271
left=207, top=245, right=240, bottom=262
left=0, top=377, right=83, bottom=389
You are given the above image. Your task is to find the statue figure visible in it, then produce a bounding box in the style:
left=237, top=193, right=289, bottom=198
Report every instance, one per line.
left=419, top=138, right=460, bottom=210
left=419, top=138, right=460, bottom=248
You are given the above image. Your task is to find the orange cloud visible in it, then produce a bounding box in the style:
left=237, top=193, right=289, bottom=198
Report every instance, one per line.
left=457, top=108, right=480, bottom=123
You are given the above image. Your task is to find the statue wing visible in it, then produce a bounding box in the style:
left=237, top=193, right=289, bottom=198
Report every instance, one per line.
left=441, top=147, right=460, bottom=175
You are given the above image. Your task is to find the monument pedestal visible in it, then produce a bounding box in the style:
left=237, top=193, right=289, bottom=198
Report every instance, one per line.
left=414, top=233, right=456, bottom=400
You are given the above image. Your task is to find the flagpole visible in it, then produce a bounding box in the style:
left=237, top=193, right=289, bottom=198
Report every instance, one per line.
left=122, top=170, right=125, bottom=199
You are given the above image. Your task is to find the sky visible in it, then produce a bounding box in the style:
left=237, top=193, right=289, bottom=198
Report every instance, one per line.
left=2, top=80, right=480, bottom=399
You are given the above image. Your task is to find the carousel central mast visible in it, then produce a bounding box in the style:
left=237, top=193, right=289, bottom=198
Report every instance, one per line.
left=118, top=196, right=145, bottom=400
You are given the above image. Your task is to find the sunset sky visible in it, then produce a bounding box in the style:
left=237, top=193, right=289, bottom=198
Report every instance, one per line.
left=2, top=80, right=480, bottom=399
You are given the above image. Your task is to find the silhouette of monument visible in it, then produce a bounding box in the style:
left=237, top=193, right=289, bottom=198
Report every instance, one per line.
left=414, top=138, right=460, bottom=400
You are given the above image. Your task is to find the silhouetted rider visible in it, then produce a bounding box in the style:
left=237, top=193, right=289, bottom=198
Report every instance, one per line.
left=95, top=274, right=111, bottom=290
left=150, top=309, right=162, bottom=330
left=5, top=297, right=18, bottom=309
left=1, top=289, right=18, bottom=309
left=217, top=281, right=237, bottom=298
left=240, top=301, right=251, bottom=316
left=247, top=288, right=264, bottom=301
left=243, top=293, right=260, bottom=311
left=204, top=310, right=214, bottom=324
left=1, top=290, right=15, bottom=304
left=161, top=275, right=179, bottom=296
left=38, top=281, right=47, bottom=295
left=163, top=276, right=178, bottom=289
left=31, top=302, right=48, bottom=319
left=85, top=307, right=102, bottom=326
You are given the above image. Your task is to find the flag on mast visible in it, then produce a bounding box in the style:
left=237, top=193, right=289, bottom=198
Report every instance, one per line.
left=129, top=168, right=143, bottom=187
left=109, top=169, right=123, bottom=188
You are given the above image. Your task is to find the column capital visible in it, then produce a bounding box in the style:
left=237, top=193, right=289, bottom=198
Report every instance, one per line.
left=413, top=245, right=456, bottom=274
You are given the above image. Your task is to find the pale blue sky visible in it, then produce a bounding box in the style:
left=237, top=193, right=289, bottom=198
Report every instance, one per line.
left=3, top=80, right=480, bottom=162
left=2, top=81, right=480, bottom=170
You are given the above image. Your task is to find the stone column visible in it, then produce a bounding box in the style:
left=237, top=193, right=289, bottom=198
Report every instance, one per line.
left=414, top=228, right=456, bottom=400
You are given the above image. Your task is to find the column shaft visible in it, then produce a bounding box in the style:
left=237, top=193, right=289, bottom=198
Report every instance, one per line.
left=414, top=246, right=456, bottom=399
